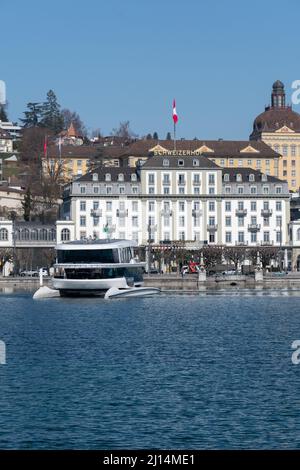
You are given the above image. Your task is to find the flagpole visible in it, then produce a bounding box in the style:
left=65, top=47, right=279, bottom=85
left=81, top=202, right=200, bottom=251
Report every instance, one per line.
left=174, top=121, right=176, bottom=151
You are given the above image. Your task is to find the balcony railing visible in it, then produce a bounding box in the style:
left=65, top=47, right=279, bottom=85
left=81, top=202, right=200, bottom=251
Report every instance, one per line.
left=260, top=240, right=274, bottom=246
left=160, top=209, right=173, bottom=216
left=236, top=209, right=247, bottom=217
left=235, top=241, right=248, bottom=246
left=192, top=209, right=203, bottom=217
left=116, top=209, right=128, bottom=217
left=248, top=224, right=261, bottom=232
left=162, top=180, right=171, bottom=185
left=207, top=224, right=218, bottom=232
left=192, top=179, right=201, bottom=185
left=90, top=209, right=102, bottom=217
left=177, top=180, right=186, bottom=185
left=261, top=209, right=273, bottom=217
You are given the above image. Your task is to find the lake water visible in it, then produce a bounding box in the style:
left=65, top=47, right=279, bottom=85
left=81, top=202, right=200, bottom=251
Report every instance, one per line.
left=0, top=289, right=300, bottom=449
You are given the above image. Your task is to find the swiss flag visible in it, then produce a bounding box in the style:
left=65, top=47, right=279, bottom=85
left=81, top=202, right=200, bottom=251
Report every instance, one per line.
left=172, top=99, right=178, bottom=124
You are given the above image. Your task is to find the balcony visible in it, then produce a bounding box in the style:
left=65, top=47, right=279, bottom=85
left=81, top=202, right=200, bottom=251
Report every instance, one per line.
left=207, top=224, right=218, bottom=232
left=260, top=240, right=274, bottom=246
left=248, top=224, right=261, bottom=232
left=162, top=180, right=171, bottom=186
left=116, top=209, right=128, bottom=217
left=192, top=179, right=201, bottom=185
left=236, top=209, right=247, bottom=217
left=261, top=209, right=273, bottom=217
left=235, top=241, right=248, bottom=246
left=90, top=209, right=102, bottom=217
left=160, top=209, right=173, bottom=217
left=177, top=180, right=186, bottom=185
left=192, top=209, right=203, bottom=217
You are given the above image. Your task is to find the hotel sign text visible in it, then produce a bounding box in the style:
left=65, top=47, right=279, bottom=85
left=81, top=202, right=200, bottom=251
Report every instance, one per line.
left=153, top=150, right=202, bottom=156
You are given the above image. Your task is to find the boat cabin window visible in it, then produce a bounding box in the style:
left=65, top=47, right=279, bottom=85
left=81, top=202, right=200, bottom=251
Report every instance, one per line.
left=57, top=248, right=119, bottom=264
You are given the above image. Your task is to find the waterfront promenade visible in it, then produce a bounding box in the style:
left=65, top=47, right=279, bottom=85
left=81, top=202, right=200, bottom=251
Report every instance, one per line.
left=2, top=272, right=300, bottom=292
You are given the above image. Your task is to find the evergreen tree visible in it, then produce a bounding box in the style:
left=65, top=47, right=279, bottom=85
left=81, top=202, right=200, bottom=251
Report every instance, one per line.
left=20, top=102, right=42, bottom=127
left=146, top=133, right=152, bottom=140
left=21, top=187, right=33, bottom=221
left=0, top=104, right=8, bottom=122
left=153, top=131, right=158, bottom=140
left=40, top=90, right=64, bottom=134
left=166, top=132, right=171, bottom=140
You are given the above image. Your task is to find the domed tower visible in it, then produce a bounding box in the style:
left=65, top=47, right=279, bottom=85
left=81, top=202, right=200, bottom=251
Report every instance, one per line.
left=250, top=81, right=300, bottom=191
left=271, top=80, right=286, bottom=108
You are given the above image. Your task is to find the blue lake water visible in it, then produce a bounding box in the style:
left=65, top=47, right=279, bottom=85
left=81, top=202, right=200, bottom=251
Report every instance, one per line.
left=0, top=289, right=300, bottom=449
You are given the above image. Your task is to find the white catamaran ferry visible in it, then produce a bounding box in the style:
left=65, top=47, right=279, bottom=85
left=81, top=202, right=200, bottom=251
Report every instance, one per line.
left=37, top=239, right=160, bottom=298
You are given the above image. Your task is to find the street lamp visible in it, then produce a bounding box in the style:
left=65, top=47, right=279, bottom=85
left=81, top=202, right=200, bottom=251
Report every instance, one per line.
left=147, top=220, right=157, bottom=274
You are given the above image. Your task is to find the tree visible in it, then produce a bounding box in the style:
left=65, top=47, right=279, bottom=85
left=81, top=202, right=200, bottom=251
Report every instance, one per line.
left=166, top=132, right=172, bottom=140
left=146, top=133, right=152, bottom=140
left=20, top=102, right=43, bottom=127
left=40, top=90, right=64, bottom=134
left=112, top=121, right=137, bottom=139
left=257, top=247, right=280, bottom=270
left=22, top=187, right=34, bottom=221
left=223, top=247, right=246, bottom=270
left=61, top=108, right=87, bottom=137
left=201, top=245, right=223, bottom=270
left=153, top=131, right=158, bottom=140
left=0, top=104, right=8, bottom=121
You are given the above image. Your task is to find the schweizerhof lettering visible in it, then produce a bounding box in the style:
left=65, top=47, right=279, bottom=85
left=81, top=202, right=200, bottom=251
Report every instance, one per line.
left=153, top=150, right=202, bottom=156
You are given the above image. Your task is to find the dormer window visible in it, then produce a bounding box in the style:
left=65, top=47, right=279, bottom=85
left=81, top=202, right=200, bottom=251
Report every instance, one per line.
left=118, top=173, right=124, bottom=182
left=193, top=159, right=199, bottom=167
left=236, top=173, right=242, bottom=182
left=105, top=173, right=111, bottom=182
left=92, top=173, right=98, bottom=182
left=131, top=173, right=137, bottom=182
left=178, top=159, right=184, bottom=166
left=163, top=159, right=169, bottom=167
left=249, top=173, right=255, bottom=182
left=224, top=174, right=230, bottom=182
left=261, top=174, right=268, bottom=182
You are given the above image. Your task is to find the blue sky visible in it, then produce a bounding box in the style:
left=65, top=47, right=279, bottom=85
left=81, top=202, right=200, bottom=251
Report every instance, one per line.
left=1, top=0, right=300, bottom=139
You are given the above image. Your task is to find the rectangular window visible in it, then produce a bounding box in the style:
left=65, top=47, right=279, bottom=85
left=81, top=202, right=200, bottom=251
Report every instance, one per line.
left=238, top=186, right=244, bottom=194
left=251, top=232, right=257, bottom=243
left=80, top=231, right=86, bottom=240
left=276, top=231, right=281, bottom=243
left=148, top=186, right=155, bottom=194
left=80, top=216, right=86, bottom=227
left=132, top=216, right=138, bottom=227
left=276, top=201, right=282, bottom=211
left=276, top=186, right=282, bottom=194
left=194, top=216, right=200, bottom=227
left=291, top=146, right=296, bottom=157
left=164, top=216, right=170, bottom=227
left=229, top=159, right=234, bottom=166
left=247, top=159, right=252, bottom=165
left=266, top=159, right=270, bottom=167
left=179, top=231, right=185, bottom=241
left=209, top=174, right=215, bottom=184
left=194, top=231, right=200, bottom=241
left=209, top=187, right=215, bottom=194
left=238, top=232, right=244, bottom=243
left=264, top=231, right=270, bottom=242
left=148, top=174, right=155, bottom=184
left=225, top=232, right=231, bottom=243
left=225, top=186, right=231, bottom=194
left=292, top=159, right=296, bottom=166
left=209, top=216, right=215, bottom=226
left=238, top=217, right=244, bottom=227
left=179, top=201, right=185, bottom=212
left=263, top=201, right=269, bottom=210
left=225, top=201, right=231, bottom=211
left=193, top=173, right=200, bottom=184
left=80, top=201, right=86, bottom=211
left=106, top=216, right=112, bottom=226
left=256, top=160, right=261, bottom=168
left=164, top=187, right=170, bottom=194
left=209, top=233, right=215, bottom=243
left=179, top=216, right=185, bottom=227
left=283, top=160, right=287, bottom=167
left=220, top=159, right=225, bottom=166
left=238, top=201, right=244, bottom=210
left=250, top=186, right=257, bottom=194
left=263, top=186, right=269, bottom=194
left=106, top=186, right=112, bottom=194
left=93, top=186, right=99, bottom=194
left=132, top=186, right=138, bottom=194
left=179, top=187, right=185, bottom=194
left=80, top=186, right=86, bottom=194
left=276, top=215, right=282, bottom=226
left=238, top=159, right=243, bottom=167
left=292, top=179, right=296, bottom=187
left=163, top=174, right=170, bottom=184
left=225, top=216, right=231, bottom=227
left=282, top=145, right=288, bottom=156
left=119, top=186, right=125, bottom=194
left=148, top=201, right=155, bottom=212
left=93, top=201, right=99, bottom=210
left=251, top=201, right=256, bottom=211
left=263, top=217, right=269, bottom=227
left=106, top=201, right=112, bottom=211
left=93, top=217, right=99, bottom=227
left=209, top=201, right=215, bottom=211
left=251, top=216, right=257, bottom=224
left=132, top=201, right=138, bottom=212
left=193, top=187, right=200, bottom=195
left=163, top=232, right=170, bottom=241
left=178, top=174, right=185, bottom=185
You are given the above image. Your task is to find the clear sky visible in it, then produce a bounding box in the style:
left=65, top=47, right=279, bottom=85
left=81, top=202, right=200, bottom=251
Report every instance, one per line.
left=2, top=0, right=300, bottom=140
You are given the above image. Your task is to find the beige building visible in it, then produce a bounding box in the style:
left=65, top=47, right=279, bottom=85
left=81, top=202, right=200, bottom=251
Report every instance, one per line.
left=250, top=80, right=300, bottom=191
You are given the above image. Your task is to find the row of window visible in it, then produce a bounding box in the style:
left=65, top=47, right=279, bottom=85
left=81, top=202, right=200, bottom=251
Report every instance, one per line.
left=148, top=173, right=215, bottom=184
left=225, top=231, right=281, bottom=244
left=79, top=185, right=140, bottom=195
left=225, top=216, right=282, bottom=227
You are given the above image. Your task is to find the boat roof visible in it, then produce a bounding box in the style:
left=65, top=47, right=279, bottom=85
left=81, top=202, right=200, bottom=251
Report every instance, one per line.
left=56, top=239, right=137, bottom=250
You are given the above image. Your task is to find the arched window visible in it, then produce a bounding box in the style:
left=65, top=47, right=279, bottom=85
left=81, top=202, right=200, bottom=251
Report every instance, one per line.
left=249, top=174, right=255, bottom=182
left=21, top=228, right=30, bottom=240
left=297, top=228, right=300, bottom=241
left=31, top=229, right=38, bottom=240
left=118, top=173, right=124, bottom=181
left=49, top=228, right=56, bottom=241
left=0, top=228, right=8, bottom=241
left=105, top=173, right=111, bottom=182
left=236, top=173, right=242, bottom=182
left=40, top=229, right=48, bottom=241
left=224, top=174, right=230, bottom=182
left=14, top=229, right=20, bottom=241
left=61, top=228, right=70, bottom=242
left=163, top=159, right=169, bottom=167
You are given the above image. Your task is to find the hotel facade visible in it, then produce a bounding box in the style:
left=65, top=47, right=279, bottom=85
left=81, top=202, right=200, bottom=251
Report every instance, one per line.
left=60, top=154, right=290, bottom=247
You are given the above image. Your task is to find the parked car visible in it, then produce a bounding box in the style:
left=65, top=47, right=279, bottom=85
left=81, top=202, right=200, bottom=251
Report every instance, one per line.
left=20, top=270, right=38, bottom=277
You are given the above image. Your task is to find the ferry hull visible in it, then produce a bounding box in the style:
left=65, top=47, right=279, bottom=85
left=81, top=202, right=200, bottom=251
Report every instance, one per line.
left=52, top=276, right=142, bottom=295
